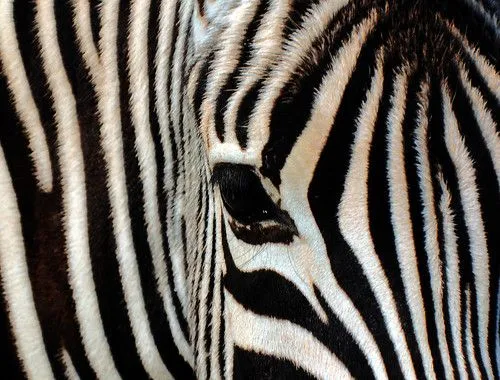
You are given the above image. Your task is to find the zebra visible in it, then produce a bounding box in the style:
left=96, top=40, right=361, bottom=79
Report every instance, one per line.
left=0, top=0, right=498, bottom=378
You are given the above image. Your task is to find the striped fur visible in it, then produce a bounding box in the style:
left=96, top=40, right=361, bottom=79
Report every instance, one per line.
left=0, top=0, right=498, bottom=379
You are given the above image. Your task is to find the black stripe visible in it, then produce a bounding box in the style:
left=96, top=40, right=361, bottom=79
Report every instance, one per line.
left=117, top=1, right=178, bottom=378
left=12, top=1, right=95, bottom=377
left=427, top=78, right=468, bottom=379
left=459, top=53, right=499, bottom=130
left=89, top=0, right=101, bottom=57
left=233, top=347, right=316, bottom=379
left=431, top=132, right=460, bottom=380
left=282, top=0, right=323, bottom=40
left=260, top=3, right=375, bottom=187
left=191, top=8, right=236, bottom=129
left=55, top=1, right=149, bottom=377
left=367, top=57, right=426, bottom=379
left=180, top=217, right=190, bottom=339
left=0, top=50, right=46, bottom=380
left=435, top=1, right=499, bottom=72
left=461, top=287, right=476, bottom=380
left=166, top=1, right=182, bottom=190
left=193, top=51, right=215, bottom=127
left=177, top=5, right=194, bottom=197
left=148, top=1, right=195, bottom=376
left=401, top=71, right=447, bottom=379
left=427, top=75, right=481, bottom=379
left=496, top=289, right=500, bottom=378
left=204, top=215, right=218, bottom=377
left=193, top=183, right=211, bottom=366
left=119, top=1, right=195, bottom=377
left=164, top=3, right=194, bottom=347
left=235, top=77, right=264, bottom=144
left=164, top=0, right=193, bottom=342
left=214, top=0, right=270, bottom=144
left=219, top=260, right=226, bottom=379
left=447, top=63, right=499, bottom=379
left=308, top=26, right=404, bottom=378
left=222, top=222, right=372, bottom=378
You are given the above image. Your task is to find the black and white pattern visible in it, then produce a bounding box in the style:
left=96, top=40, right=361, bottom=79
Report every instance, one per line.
left=0, top=0, right=498, bottom=379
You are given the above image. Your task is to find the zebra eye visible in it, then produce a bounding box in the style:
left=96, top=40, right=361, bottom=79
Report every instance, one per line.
left=212, top=164, right=298, bottom=245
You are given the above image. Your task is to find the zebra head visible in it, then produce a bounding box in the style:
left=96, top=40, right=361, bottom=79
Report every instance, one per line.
left=187, top=0, right=499, bottom=378
left=0, top=0, right=496, bottom=378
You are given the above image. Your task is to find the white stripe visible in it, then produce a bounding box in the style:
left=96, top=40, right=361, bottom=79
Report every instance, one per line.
left=196, top=203, right=216, bottom=379
left=61, top=348, right=80, bottom=380
left=224, top=223, right=329, bottom=322
left=71, top=0, right=101, bottom=76
left=458, top=67, right=500, bottom=186
left=228, top=293, right=353, bottom=379
left=338, top=57, right=416, bottom=380
left=0, top=0, right=53, bottom=193
left=466, top=48, right=500, bottom=103
left=200, top=0, right=260, bottom=147
left=34, top=1, right=120, bottom=378
left=438, top=174, right=468, bottom=379
left=191, top=176, right=210, bottom=307
left=414, top=87, right=455, bottom=380
left=209, top=259, right=224, bottom=379
left=387, top=70, right=436, bottom=379
left=280, top=15, right=392, bottom=380
left=154, top=0, right=195, bottom=366
left=223, top=0, right=289, bottom=143
left=247, top=0, right=350, bottom=158
left=194, top=207, right=227, bottom=380
left=442, top=85, right=493, bottom=379
left=169, top=0, right=194, bottom=319
left=81, top=0, right=174, bottom=378
left=0, top=144, right=54, bottom=380
left=126, top=1, right=174, bottom=378
left=155, top=0, right=178, bottom=199
left=74, top=1, right=152, bottom=376
left=465, top=287, right=482, bottom=379
left=446, top=23, right=500, bottom=103
left=223, top=287, right=234, bottom=380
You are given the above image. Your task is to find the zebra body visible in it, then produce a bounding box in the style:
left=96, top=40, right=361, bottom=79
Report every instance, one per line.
left=0, top=0, right=498, bottom=378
